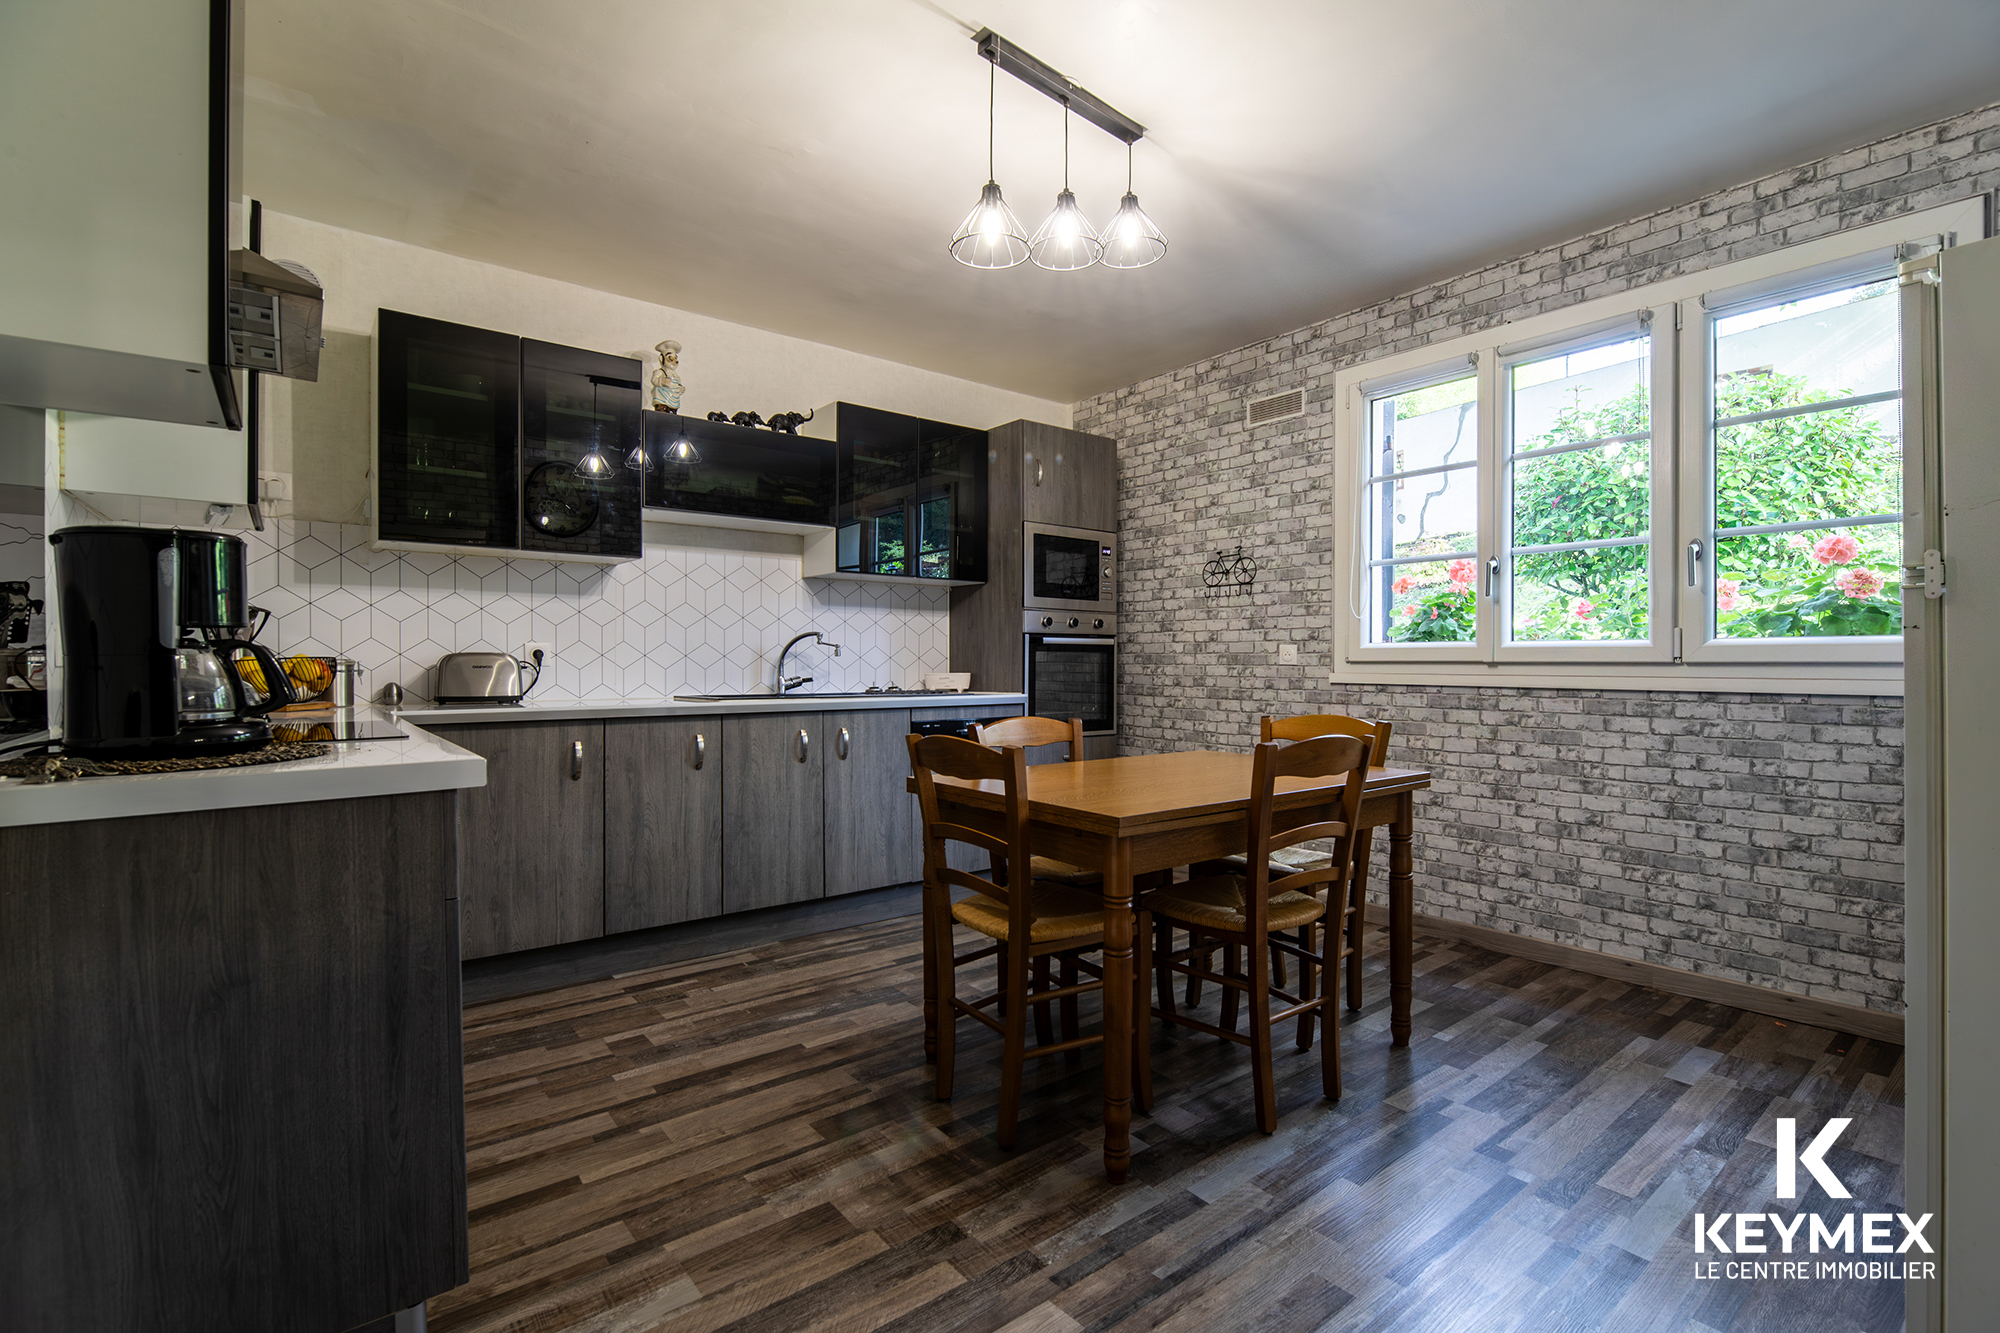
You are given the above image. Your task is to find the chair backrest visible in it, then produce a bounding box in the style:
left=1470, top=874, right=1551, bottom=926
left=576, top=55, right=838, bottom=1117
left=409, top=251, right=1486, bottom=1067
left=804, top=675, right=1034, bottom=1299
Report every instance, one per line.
left=1261, top=713, right=1393, bottom=769
left=1237, top=733, right=1373, bottom=935
left=973, top=714, right=1084, bottom=761
left=907, top=733, right=1034, bottom=932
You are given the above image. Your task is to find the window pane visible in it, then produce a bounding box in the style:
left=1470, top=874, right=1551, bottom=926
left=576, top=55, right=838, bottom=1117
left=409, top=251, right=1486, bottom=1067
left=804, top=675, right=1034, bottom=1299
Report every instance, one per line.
left=1511, top=546, right=1648, bottom=642
left=1367, top=470, right=1477, bottom=562
left=1369, top=373, right=1477, bottom=478
left=1714, top=278, right=1898, bottom=402
left=1370, top=558, right=1477, bottom=644
left=1714, top=398, right=1901, bottom=530
left=1711, top=276, right=1901, bottom=640
left=1510, top=441, right=1650, bottom=543
left=1511, top=335, right=1649, bottom=447
left=1713, top=521, right=1901, bottom=639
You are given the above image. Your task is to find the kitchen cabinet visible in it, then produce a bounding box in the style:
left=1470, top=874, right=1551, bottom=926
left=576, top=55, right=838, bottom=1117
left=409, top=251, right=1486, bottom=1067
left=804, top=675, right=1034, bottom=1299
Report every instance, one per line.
left=1018, top=420, right=1117, bottom=531
left=801, top=402, right=988, bottom=585
left=0, top=791, right=467, bottom=1331
left=373, top=310, right=642, bottom=563
left=444, top=719, right=606, bottom=959
left=824, top=708, right=921, bottom=895
left=721, top=712, right=826, bottom=911
left=604, top=716, right=722, bottom=932
left=642, top=412, right=835, bottom=533
left=0, top=0, right=244, bottom=430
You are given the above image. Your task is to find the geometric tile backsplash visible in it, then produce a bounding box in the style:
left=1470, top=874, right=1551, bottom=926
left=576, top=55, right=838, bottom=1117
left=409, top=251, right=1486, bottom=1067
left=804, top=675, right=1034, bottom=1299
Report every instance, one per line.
left=241, top=520, right=950, bottom=703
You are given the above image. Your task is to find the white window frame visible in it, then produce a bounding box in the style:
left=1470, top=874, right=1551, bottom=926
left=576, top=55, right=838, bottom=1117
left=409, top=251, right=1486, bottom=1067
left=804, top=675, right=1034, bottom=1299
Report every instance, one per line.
left=1331, top=195, right=1987, bottom=695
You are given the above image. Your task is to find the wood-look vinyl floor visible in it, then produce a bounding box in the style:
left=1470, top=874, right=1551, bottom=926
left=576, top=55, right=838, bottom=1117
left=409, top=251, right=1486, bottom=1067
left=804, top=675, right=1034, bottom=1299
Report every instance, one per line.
left=433, top=916, right=1907, bottom=1333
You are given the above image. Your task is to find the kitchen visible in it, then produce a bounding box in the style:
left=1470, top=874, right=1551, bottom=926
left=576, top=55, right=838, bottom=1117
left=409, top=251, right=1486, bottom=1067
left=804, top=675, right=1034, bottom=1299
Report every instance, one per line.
left=4, top=3, right=2000, bottom=1331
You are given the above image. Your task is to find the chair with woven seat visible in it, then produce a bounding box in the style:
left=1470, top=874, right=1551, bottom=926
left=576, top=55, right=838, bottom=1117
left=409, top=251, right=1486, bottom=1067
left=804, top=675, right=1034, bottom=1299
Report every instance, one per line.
left=909, top=733, right=1152, bottom=1147
left=1148, top=732, right=1372, bottom=1132
left=1186, top=713, right=1392, bottom=1013
left=971, top=715, right=1097, bottom=886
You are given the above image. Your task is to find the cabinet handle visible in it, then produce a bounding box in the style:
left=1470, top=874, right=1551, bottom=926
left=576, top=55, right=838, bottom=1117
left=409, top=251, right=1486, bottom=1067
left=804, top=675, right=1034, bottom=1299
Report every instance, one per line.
left=692, top=732, right=705, bottom=770
left=570, top=740, right=583, bottom=781
left=837, top=726, right=850, bottom=759
left=796, top=728, right=810, bottom=763
left=1034, top=457, right=1044, bottom=486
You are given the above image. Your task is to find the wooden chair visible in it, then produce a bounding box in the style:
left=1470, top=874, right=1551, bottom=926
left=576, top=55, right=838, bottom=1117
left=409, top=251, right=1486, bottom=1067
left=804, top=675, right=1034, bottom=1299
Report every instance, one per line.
left=909, top=733, right=1152, bottom=1148
left=1147, top=733, right=1371, bottom=1132
left=1185, top=713, right=1392, bottom=1012
left=971, top=715, right=1098, bottom=886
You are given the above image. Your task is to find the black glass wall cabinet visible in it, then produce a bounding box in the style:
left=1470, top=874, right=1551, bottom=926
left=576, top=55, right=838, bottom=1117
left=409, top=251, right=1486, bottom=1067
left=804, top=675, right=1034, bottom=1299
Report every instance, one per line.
left=801, top=402, right=987, bottom=585
left=374, top=310, right=642, bottom=563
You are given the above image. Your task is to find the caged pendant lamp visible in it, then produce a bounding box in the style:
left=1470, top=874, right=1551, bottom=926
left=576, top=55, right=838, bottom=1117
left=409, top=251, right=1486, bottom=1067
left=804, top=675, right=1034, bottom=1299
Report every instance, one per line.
left=1028, top=103, right=1102, bottom=271
left=1098, top=142, right=1167, bottom=268
left=949, top=60, right=1030, bottom=268
left=573, top=381, right=613, bottom=478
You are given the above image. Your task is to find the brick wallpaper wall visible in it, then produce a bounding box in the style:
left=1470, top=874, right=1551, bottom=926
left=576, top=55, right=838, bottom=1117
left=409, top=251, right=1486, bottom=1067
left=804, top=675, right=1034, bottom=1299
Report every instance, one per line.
left=1074, top=100, right=2000, bottom=1015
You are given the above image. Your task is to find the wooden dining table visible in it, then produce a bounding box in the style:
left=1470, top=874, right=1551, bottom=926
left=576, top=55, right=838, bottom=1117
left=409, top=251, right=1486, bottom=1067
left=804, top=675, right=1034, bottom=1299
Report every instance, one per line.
left=915, top=748, right=1433, bottom=1182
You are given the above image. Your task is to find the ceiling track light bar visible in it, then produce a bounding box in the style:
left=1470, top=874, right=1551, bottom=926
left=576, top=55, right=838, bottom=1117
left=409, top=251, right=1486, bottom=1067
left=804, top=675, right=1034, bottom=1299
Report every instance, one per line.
left=973, top=28, right=1145, bottom=146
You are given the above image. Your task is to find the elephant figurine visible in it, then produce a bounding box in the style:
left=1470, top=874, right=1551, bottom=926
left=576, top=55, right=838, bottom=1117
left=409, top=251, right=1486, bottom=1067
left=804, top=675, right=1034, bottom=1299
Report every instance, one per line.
left=730, top=411, right=765, bottom=429
left=706, top=411, right=730, bottom=422
left=767, top=409, right=816, bottom=434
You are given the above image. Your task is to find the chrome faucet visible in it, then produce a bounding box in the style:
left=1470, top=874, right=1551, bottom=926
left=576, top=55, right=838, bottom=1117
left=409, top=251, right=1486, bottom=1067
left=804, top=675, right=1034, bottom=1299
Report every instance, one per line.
left=775, top=631, right=841, bottom=695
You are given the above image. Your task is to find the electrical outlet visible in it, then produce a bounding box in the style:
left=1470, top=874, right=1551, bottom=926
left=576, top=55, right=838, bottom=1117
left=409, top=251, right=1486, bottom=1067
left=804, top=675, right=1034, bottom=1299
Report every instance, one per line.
left=522, top=641, right=552, bottom=666
left=1278, top=643, right=1299, bottom=665
left=257, top=471, right=291, bottom=502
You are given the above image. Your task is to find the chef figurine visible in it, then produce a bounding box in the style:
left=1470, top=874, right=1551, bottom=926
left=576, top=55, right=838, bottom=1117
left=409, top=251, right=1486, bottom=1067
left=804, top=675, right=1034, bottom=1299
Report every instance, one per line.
left=649, top=339, right=683, bottom=413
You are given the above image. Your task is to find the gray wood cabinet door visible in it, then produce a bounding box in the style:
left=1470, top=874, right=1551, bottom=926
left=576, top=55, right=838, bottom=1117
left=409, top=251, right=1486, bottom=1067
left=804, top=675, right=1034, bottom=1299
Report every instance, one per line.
left=442, top=720, right=606, bottom=959
left=1021, top=423, right=1117, bottom=530
left=604, top=716, right=723, bottom=932
left=722, top=712, right=824, bottom=911
left=824, top=708, right=920, bottom=896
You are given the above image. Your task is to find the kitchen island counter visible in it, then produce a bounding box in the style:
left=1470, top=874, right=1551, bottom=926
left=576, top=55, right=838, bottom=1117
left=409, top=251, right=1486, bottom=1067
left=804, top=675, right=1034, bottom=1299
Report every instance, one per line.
left=0, top=708, right=484, bottom=828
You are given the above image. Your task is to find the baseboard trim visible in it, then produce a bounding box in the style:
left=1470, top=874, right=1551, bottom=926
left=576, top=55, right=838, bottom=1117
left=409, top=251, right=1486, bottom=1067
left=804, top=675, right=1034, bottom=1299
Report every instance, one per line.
left=1364, top=904, right=1904, bottom=1047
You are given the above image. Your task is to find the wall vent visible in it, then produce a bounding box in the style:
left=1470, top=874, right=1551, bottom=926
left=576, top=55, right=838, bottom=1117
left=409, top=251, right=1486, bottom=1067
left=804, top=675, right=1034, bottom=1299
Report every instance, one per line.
left=1246, top=389, right=1304, bottom=427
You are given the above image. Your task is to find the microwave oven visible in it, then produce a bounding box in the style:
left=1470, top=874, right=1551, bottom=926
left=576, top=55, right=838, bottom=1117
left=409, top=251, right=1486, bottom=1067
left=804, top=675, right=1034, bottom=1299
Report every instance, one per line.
left=1022, top=522, right=1116, bottom=615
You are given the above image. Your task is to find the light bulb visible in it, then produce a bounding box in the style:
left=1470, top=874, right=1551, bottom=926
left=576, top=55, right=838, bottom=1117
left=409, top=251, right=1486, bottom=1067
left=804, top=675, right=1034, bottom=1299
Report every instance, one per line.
left=1098, top=191, right=1167, bottom=269
left=1029, top=189, right=1101, bottom=271
left=950, top=181, right=1030, bottom=268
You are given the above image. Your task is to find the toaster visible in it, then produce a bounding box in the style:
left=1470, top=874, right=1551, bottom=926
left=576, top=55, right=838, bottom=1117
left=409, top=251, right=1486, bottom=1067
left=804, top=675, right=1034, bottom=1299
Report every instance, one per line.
left=433, top=651, right=534, bottom=704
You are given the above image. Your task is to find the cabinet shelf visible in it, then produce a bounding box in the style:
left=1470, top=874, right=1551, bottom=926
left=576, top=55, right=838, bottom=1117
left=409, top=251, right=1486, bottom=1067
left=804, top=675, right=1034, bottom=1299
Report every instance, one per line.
left=408, top=382, right=488, bottom=401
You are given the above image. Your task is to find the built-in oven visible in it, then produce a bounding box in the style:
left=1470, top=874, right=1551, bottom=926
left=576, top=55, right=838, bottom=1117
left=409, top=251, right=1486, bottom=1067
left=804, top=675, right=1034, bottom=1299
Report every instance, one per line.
left=1023, top=522, right=1116, bottom=616
left=1024, top=613, right=1116, bottom=736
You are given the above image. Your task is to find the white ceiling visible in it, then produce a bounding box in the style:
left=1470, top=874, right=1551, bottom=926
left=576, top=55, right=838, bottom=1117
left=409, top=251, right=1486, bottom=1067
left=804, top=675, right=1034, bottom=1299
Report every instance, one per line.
left=244, top=0, right=2000, bottom=403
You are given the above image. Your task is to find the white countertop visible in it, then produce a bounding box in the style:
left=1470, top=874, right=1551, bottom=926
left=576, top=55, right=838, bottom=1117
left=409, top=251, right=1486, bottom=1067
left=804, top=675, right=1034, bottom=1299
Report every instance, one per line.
left=395, top=691, right=1028, bottom=725
left=0, top=708, right=485, bottom=828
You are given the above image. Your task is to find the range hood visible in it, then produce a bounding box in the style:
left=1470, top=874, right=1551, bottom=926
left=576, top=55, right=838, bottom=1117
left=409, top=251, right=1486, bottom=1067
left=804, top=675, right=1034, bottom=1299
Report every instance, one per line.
left=227, top=249, right=323, bottom=382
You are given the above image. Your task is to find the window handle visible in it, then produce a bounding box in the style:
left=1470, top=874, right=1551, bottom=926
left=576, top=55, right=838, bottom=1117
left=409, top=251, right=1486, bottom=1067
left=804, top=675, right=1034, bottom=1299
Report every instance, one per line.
left=1485, top=557, right=1499, bottom=600
left=1687, top=539, right=1704, bottom=588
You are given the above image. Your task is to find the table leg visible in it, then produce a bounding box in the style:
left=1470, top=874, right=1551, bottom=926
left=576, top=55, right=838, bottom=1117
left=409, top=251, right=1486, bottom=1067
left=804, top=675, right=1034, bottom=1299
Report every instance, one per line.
left=1389, top=792, right=1414, bottom=1048
left=1099, top=837, right=1134, bottom=1183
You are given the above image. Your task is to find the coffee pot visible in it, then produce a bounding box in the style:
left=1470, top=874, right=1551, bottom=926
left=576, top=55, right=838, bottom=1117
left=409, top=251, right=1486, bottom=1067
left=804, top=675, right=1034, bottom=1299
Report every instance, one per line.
left=50, top=526, right=296, bottom=757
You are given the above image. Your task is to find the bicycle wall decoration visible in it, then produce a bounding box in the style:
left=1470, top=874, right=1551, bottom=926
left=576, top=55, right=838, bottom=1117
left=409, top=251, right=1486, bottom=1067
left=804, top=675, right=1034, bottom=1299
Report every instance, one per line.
left=1200, top=545, right=1259, bottom=600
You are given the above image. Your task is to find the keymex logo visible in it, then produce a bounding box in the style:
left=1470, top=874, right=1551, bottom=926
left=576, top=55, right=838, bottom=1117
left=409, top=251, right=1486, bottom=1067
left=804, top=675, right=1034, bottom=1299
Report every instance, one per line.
left=1690, top=1117, right=1936, bottom=1283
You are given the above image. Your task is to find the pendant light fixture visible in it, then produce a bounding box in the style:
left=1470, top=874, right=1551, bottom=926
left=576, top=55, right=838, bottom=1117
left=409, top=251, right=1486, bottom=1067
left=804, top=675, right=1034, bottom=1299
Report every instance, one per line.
left=1028, top=103, right=1102, bottom=271
left=948, top=60, right=1030, bottom=268
left=573, top=381, right=613, bottom=478
left=956, top=28, right=1162, bottom=275
left=1098, top=141, right=1167, bottom=269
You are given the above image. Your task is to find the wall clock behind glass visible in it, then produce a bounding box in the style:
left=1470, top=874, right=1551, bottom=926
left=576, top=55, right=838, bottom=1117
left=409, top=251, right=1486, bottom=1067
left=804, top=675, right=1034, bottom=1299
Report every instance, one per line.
left=524, top=462, right=601, bottom=539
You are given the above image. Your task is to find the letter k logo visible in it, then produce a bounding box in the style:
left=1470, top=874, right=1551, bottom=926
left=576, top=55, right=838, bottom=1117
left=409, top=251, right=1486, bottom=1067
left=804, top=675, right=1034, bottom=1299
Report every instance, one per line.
left=1776, top=1117, right=1852, bottom=1200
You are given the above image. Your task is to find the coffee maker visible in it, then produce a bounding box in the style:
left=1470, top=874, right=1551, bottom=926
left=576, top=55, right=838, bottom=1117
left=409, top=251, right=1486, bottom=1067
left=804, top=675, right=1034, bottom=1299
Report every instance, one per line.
left=50, top=526, right=295, bottom=757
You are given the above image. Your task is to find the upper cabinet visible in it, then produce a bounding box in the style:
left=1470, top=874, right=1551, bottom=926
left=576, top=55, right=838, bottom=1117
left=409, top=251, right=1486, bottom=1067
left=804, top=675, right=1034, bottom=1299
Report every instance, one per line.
left=0, top=0, right=245, bottom=431
left=373, top=310, right=641, bottom=563
left=801, top=402, right=987, bottom=585
left=640, top=412, right=834, bottom=534
left=1018, top=420, right=1117, bottom=531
